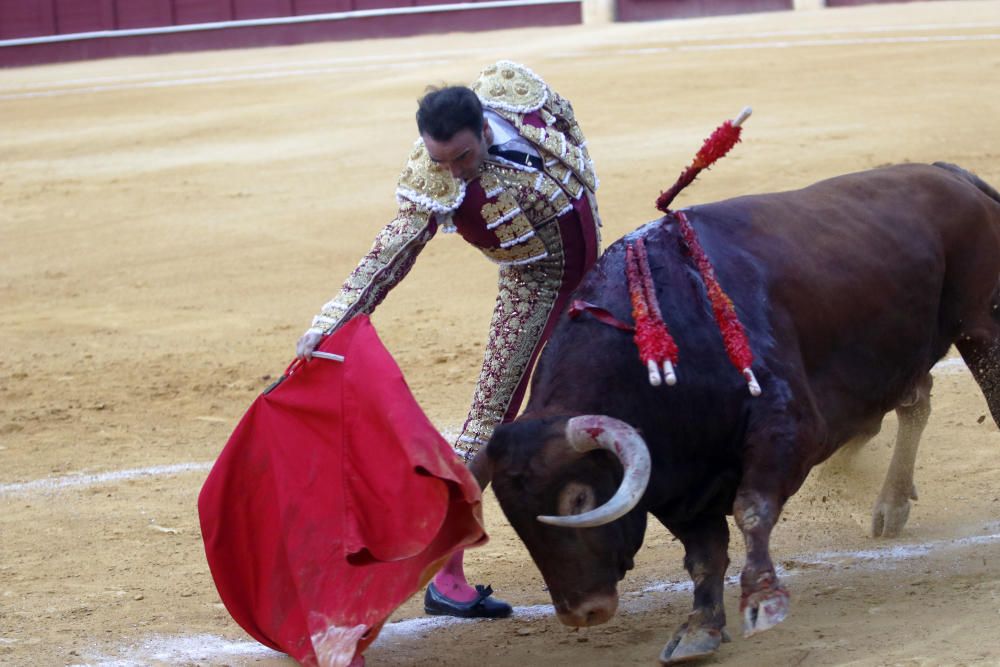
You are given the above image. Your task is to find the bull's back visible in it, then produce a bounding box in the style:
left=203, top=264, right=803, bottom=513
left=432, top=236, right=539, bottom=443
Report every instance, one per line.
left=532, top=163, right=1000, bottom=449
left=699, top=164, right=999, bottom=300
left=695, top=163, right=1000, bottom=435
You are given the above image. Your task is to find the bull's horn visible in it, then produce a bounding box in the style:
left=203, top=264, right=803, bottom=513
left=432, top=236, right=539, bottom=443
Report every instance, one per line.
left=537, top=415, right=652, bottom=528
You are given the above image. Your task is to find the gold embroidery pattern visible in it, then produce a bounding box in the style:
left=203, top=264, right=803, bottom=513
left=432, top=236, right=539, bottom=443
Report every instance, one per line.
left=474, top=163, right=577, bottom=265
left=456, top=220, right=567, bottom=458
left=310, top=200, right=433, bottom=334
left=472, top=61, right=547, bottom=113
left=480, top=237, right=549, bottom=265
left=514, top=122, right=597, bottom=193
left=396, top=142, right=464, bottom=213
left=543, top=162, right=585, bottom=200
left=479, top=171, right=503, bottom=198
left=482, top=191, right=521, bottom=229
left=494, top=214, right=534, bottom=247
left=546, top=89, right=588, bottom=145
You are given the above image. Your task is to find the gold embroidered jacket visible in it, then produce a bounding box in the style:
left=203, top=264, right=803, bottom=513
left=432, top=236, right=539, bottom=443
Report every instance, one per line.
left=308, top=61, right=599, bottom=337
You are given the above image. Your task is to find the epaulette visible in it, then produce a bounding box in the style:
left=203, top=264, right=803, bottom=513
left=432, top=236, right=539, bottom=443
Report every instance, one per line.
left=472, top=60, right=548, bottom=114
left=395, top=140, right=466, bottom=213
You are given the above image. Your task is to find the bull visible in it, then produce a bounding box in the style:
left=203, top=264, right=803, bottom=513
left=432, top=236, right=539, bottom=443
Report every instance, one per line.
left=484, top=163, right=1000, bottom=664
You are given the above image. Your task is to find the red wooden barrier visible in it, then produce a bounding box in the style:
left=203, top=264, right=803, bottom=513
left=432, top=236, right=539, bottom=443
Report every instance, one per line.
left=116, top=1, right=175, bottom=29
left=0, top=0, right=582, bottom=67
left=4, top=0, right=881, bottom=68
left=615, top=0, right=791, bottom=23
left=54, top=0, right=116, bottom=33
left=0, top=2, right=57, bottom=39
left=234, top=0, right=294, bottom=20
left=825, top=0, right=935, bottom=5
left=172, top=0, right=231, bottom=24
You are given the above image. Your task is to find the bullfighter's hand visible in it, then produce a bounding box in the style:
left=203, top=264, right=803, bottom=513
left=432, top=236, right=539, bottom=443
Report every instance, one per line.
left=296, top=330, right=324, bottom=361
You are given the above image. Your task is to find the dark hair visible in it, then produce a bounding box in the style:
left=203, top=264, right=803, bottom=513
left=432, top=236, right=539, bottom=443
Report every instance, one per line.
left=416, top=86, right=484, bottom=142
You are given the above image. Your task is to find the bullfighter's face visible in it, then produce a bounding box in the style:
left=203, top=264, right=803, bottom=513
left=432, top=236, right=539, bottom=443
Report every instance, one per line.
left=422, top=118, right=492, bottom=181
left=488, top=417, right=648, bottom=627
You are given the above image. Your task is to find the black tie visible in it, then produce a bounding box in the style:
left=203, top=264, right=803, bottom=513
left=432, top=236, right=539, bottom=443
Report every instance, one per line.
left=488, top=145, right=543, bottom=170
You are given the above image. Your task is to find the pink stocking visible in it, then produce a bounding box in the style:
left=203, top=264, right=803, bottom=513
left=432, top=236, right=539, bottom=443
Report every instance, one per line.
left=431, top=550, right=478, bottom=602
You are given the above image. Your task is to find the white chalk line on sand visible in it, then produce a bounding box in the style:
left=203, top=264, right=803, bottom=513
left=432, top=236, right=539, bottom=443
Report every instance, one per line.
left=2, top=25, right=999, bottom=100
left=73, top=529, right=1000, bottom=665
left=0, top=428, right=460, bottom=498
left=0, top=358, right=969, bottom=499
left=932, top=356, right=969, bottom=374
left=69, top=635, right=286, bottom=667
left=0, top=461, right=213, bottom=498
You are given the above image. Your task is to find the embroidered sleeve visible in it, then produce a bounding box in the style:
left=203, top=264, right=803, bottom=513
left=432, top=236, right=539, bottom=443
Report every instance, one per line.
left=307, top=200, right=435, bottom=335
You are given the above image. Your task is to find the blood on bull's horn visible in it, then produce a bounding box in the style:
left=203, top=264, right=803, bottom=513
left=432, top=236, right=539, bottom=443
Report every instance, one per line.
left=537, top=415, right=652, bottom=528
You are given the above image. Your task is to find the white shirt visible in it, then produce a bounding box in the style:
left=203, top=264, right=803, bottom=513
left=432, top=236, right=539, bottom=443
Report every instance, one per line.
left=484, top=109, right=541, bottom=159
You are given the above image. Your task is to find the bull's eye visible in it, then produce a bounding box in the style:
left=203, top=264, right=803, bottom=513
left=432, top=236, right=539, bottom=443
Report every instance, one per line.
left=557, top=481, right=596, bottom=516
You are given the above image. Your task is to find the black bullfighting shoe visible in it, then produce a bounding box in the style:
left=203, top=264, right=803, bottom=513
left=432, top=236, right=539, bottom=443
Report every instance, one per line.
left=423, top=583, right=513, bottom=619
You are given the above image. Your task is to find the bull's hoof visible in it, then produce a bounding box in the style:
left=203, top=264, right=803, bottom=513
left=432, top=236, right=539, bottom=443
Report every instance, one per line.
left=871, top=495, right=911, bottom=537
left=741, top=585, right=789, bottom=637
left=658, top=626, right=725, bottom=664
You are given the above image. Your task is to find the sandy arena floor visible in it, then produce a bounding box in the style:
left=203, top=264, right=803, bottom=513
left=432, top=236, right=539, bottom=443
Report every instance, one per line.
left=3, top=1, right=1000, bottom=665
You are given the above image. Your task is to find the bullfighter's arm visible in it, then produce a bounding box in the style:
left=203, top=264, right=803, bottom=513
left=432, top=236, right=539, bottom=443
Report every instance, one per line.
left=306, top=200, right=436, bottom=336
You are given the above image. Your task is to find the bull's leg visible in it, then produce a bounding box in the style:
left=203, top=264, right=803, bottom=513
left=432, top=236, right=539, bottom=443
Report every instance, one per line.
left=732, top=486, right=790, bottom=638
left=732, top=413, right=810, bottom=638
left=659, top=514, right=730, bottom=665
left=872, top=373, right=932, bottom=537
left=956, top=320, right=1000, bottom=427
left=733, top=398, right=830, bottom=636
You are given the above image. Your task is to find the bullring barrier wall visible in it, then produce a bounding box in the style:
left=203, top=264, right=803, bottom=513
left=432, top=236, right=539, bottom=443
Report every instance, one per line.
left=0, top=0, right=943, bottom=67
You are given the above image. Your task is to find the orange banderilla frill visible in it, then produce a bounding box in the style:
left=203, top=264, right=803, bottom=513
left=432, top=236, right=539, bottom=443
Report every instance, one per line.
left=626, top=238, right=678, bottom=387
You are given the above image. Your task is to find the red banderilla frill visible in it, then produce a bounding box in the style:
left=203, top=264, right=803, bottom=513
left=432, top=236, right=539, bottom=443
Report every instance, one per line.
left=655, top=106, right=761, bottom=397
left=626, top=238, right=678, bottom=387
left=673, top=211, right=761, bottom=396
left=656, top=107, right=752, bottom=214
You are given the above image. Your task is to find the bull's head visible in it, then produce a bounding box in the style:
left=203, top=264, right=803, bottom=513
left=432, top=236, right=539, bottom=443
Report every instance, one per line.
left=487, top=415, right=651, bottom=627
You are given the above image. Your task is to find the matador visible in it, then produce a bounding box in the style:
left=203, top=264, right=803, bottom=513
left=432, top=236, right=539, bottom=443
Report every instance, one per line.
left=295, top=60, right=601, bottom=617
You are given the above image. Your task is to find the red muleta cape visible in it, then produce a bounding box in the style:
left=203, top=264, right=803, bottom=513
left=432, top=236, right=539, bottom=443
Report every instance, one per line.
left=198, top=315, right=487, bottom=666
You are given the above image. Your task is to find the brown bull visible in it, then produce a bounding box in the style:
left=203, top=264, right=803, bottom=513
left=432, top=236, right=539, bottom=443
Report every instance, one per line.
left=484, top=163, right=1000, bottom=664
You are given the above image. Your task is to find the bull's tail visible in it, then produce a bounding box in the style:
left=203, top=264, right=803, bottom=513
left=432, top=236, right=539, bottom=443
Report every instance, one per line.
left=933, top=161, right=1000, bottom=206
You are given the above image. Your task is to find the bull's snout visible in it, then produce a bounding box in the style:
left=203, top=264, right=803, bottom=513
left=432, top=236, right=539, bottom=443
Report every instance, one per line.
left=555, top=592, right=619, bottom=627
